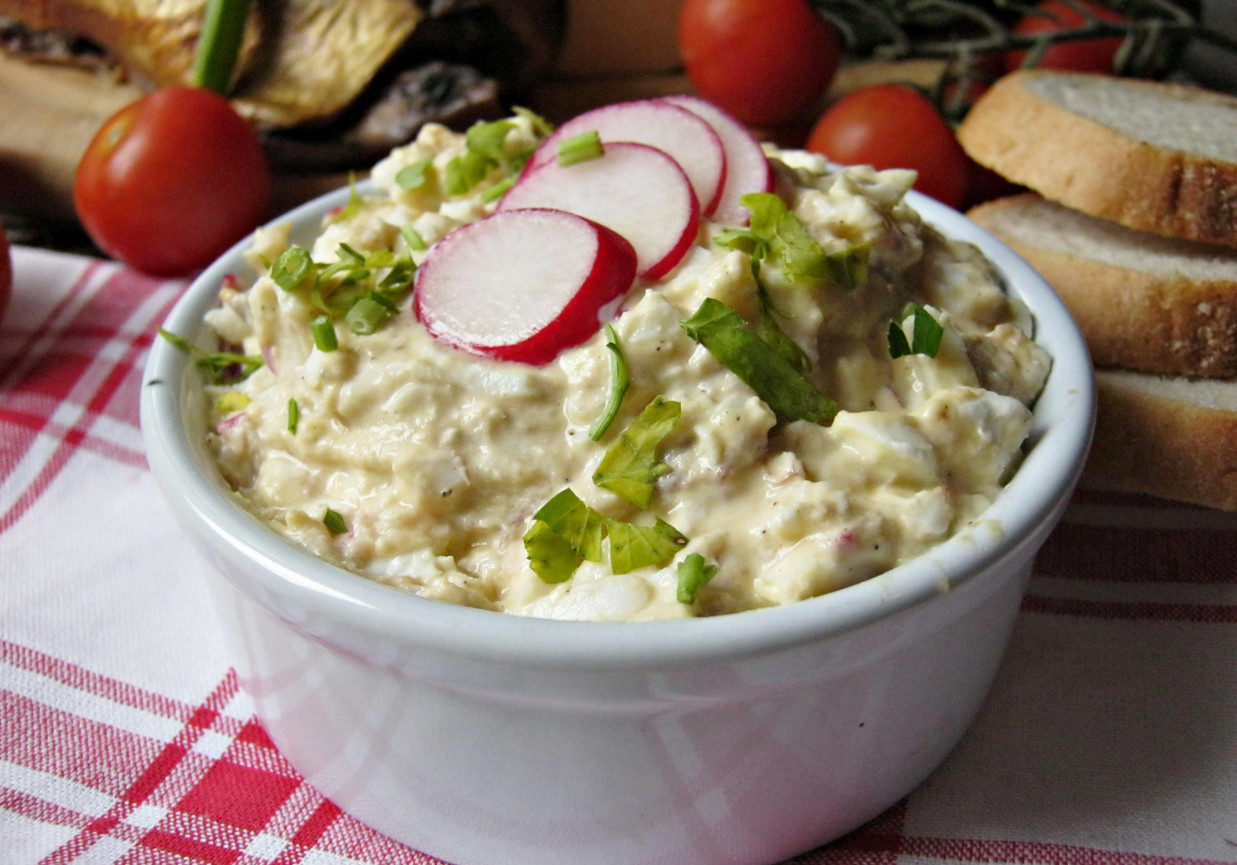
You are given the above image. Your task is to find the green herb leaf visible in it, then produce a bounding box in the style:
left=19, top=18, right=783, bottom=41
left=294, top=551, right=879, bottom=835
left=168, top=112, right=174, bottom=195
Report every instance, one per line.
left=466, top=119, right=516, bottom=162
left=287, top=398, right=299, bottom=434
left=593, top=397, right=680, bottom=508
left=400, top=224, right=427, bottom=252
left=680, top=298, right=838, bottom=424
left=532, top=488, right=606, bottom=563
left=395, top=159, right=432, bottom=191
left=310, top=315, right=338, bottom=352
left=193, top=0, right=250, bottom=95
left=752, top=262, right=810, bottom=373
left=588, top=324, right=631, bottom=441
left=606, top=517, right=687, bottom=575
left=889, top=304, right=945, bottom=359
left=677, top=552, right=719, bottom=604
left=558, top=130, right=605, bottom=166
left=157, top=327, right=264, bottom=384
left=323, top=508, right=347, bottom=535
left=523, top=519, right=584, bottom=584
left=328, top=174, right=363, bottom=224
left=741, top=193, right=829, bottom=283
left=444, top=149, right=496, bottom=196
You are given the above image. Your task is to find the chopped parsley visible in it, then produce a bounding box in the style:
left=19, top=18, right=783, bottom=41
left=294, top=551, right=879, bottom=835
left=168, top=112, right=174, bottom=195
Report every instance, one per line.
left=592, top=396, right=680, bottom=508
left=680, top=298, right=838, bottom=424
left=605, top=517, right=686, bottom=575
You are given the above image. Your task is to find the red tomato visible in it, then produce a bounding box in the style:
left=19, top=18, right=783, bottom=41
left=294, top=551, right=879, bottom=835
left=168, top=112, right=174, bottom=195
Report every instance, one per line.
left=74, top=86, right=270, bottom=276
left=678, top=0, right=842, bottom=128
left=0, top=220, right=11, bottom=327
left=1006, top=0, right=1127, bottom=74
left=805, top=84, right=970, bottom=210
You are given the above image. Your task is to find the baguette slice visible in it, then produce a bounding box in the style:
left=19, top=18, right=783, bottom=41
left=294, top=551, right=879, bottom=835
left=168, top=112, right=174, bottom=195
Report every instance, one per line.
left=958, top=70, right=1237, bottom=247
left=1088, top=370, right=1237, bottom=511
left=969, top=193, right=1237, bottom=378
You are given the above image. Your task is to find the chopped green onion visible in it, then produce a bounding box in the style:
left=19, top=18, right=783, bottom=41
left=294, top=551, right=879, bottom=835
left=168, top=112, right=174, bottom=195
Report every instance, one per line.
left=593, top=396, right=680, bottom=508
left=557, top=130, right=605, bottom=166
left=271, top=246, right=315, bottom=292
left=345, top=294, right=396, bottom=335
left=395, top=160, right=432, bottom=191
left=588, top=324, right=630, bottom=441
left=310, top=315, right=338, bottom=352
left=606, top=517, right=686, bottom=575
left=889, top=304, right=945, bottom=359
left=193, top=0, right=250, bottom=95
left=323, top=508, right=347, bottom=535
left=677, top=553, right=719, bottom=604
left=328, top=174, right=363, bottom=223
left=680, top=298, right=838, bottom=424
left=482, top=177, right=515, bottom=204
left=400, top=224, right=427, bottom=252
left=214, top=391, right=250, bottom=413
left=513, top=105, right=555, bottom=138
left=287, top=398, right=299, bottom=433
left=466, top=119, right=516, bottom=162
left=444, top=150, right=494, bottom=196
left=157, top=327, right=263, bottom=384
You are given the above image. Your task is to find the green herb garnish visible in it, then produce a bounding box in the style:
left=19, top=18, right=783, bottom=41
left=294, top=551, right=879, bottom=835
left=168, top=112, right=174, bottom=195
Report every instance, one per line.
left=271, top=246, right=315, bottom=292
left=593, top=397, right=680, bottom=508
left=677, top=553, right=719, bottom=604
left=680, top=298, right=837, bottom=424
left=888, top=304, right=945, bottom=359
left=740, top=193, right=830, bottom=284
left=513, top=105, right=555, bottom=138
left=395, top=160, right=432, bottom=191
left=193, top=0, right=250, bottom=95
left=444, top=119, right=517, bottom=196
left=523, top=519, right=583, bottom=584
left=557, top=130, right=605, bottom=166
left=400, top=224, right=427, bottom=252
left=532, top=488, right=606, bottom=563
left=588, top=324, right=631, bottom=441
left=606, top=517, right=686, bottom=575
left=287, top=398, right=299, bottom=434
left=310, top=315, right=338, bottom=352
left=157, top=327, right=263, bottom=384
left=323, top=508, right=347, bottom=535
left=328, top=173, right=363, bottom=224
left=825, top=244, right=870, bottom=290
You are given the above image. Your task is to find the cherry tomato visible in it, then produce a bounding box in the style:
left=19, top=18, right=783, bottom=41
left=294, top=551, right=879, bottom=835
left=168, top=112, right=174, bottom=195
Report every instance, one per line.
left=74, top=86, right=270, bottom=276
left=1006, top=0, right=1127, bottom=74
left=805, top=84, right=970, bottom=210
left=678, top=0, right=842, bottom=128
left=0, top=221, right=11, bottom=327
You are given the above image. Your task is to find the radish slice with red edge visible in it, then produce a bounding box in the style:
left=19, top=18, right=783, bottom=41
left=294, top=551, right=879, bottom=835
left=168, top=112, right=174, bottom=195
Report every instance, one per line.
left=660, top=95, right=774, bottom=225
left=500, top=142, right=700, bottom=280
left=414, top=208, right=637, bottom=365
left=526, top=99, right=726, bottom=217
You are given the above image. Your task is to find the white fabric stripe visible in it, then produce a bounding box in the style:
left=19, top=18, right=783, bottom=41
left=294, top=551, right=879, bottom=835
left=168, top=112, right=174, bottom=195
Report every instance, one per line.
left=0, top=764, right=115, bottom=820
left=2, top=660, right=185, bottom=743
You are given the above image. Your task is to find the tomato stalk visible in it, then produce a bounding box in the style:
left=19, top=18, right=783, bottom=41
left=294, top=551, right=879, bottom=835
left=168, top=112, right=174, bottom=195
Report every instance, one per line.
left=194, top=0, right=252, bottom=95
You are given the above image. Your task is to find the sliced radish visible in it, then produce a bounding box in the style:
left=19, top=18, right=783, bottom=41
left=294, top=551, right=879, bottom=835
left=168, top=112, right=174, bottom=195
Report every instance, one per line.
left=526, top=99, right=726, bottom=216
left=500, top=142, right=700, bottom=280
left=414, top=208, right=637, bottom=365
left=661, top=95, right=774, bottom=225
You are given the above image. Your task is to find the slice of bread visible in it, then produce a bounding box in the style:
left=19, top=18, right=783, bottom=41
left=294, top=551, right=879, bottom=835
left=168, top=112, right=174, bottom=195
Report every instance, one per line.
left=958, top=70, right=1237, bottom=247
left=1088, top=370, right=1237, bottom=511
left=969, top=193, right=1237, bottom=378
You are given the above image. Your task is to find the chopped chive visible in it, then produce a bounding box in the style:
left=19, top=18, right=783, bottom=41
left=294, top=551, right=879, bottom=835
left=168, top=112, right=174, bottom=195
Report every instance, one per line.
left=557, top=130, right=605, bottom=166
left=311, top=315, right=338, bottom=352
left=323, top=508, right=347, bottom=535
left=346, top=295, right=395, bottom=335
left=287, top=398, right=299, bottom=433
left=588, top=324, right=630, bottom=441
left=400, top=224, right=427, bottom=252
left=271, top=246, right=315, bottom=291
left=157, top=327, right=263, bottom=384
left=395, top=159, right=432, bottom=191
left=513, top=105, right=555, bottom=138
left=482, top=177, right=515, bottom=203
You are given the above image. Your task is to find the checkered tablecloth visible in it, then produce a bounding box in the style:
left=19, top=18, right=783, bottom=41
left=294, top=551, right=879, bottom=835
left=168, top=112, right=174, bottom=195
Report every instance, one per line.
left=3, top=245, right=1236, bottom=864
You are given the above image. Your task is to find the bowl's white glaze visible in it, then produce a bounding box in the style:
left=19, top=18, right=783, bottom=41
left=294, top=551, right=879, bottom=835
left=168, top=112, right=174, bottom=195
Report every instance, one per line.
left=141, top=183, right=1094, bottom=865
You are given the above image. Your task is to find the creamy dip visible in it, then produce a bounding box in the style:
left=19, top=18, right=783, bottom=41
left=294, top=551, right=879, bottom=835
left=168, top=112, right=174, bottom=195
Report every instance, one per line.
left=201, top=113, right=1050, bottom=621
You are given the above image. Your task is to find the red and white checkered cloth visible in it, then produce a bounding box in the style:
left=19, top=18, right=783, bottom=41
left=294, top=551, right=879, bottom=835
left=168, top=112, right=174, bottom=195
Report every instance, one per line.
left=3, top=245, right=1236, bottom=864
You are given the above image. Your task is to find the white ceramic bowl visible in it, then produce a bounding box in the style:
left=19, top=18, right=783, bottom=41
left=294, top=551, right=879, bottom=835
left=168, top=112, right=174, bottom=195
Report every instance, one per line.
left=141, top=184, right=1094, bottom=865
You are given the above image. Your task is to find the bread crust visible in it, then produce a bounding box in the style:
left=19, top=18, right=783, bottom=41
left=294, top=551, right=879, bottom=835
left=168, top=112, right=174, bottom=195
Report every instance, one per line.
left=1087, top=372, right=1237, bottom=511
left=969, top=195, right=1237, bottom=378
left=958, top=71, right=1237, bottom=248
